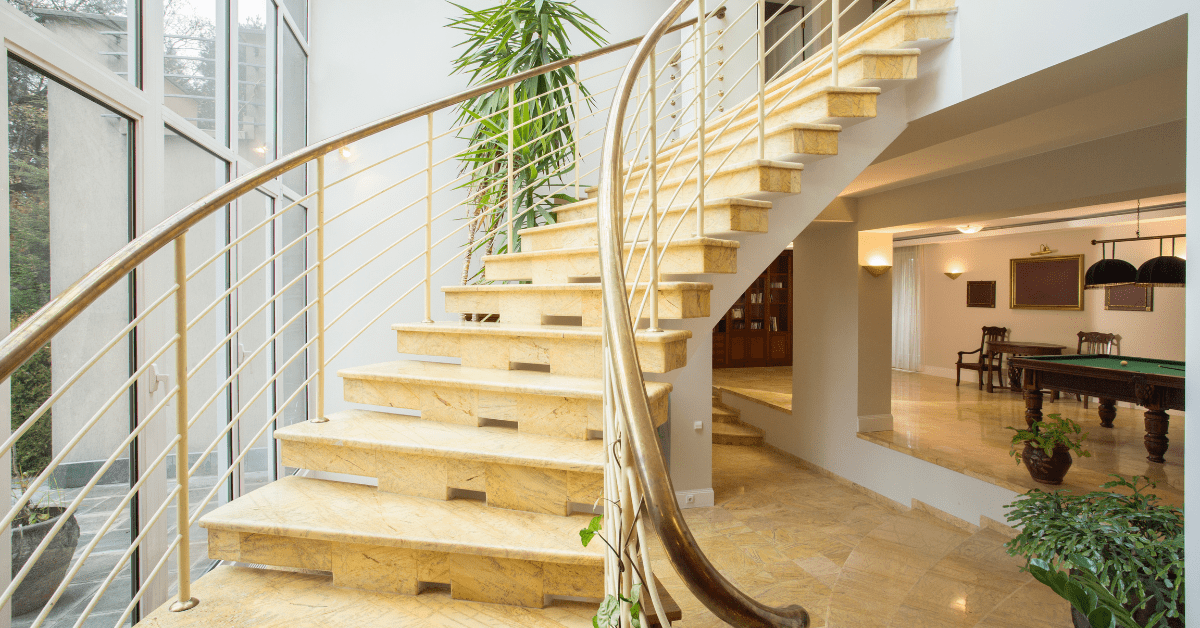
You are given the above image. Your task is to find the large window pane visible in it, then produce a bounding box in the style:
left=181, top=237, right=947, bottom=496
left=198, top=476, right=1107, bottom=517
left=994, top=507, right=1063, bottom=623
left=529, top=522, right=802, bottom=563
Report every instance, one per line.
left=280, top=28, right=306, bottom=192
left=164, top=0, right=221, bottom=139
left=237, top=0, right=270, bottom=166
left=6, top=1, right=136, bottom=85
left=8, top=55, right=134, bottom=627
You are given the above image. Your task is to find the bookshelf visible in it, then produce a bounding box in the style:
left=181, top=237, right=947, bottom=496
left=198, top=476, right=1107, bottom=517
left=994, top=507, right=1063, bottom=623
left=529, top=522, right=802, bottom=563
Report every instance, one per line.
left=712, top=250, right=792, bottom=368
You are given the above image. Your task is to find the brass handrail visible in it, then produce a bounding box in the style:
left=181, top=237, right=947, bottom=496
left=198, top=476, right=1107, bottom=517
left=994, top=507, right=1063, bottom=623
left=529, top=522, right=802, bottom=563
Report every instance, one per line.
left=0, top=14, right=714, bottom=385
left=596, top=1, right=809, bottom=626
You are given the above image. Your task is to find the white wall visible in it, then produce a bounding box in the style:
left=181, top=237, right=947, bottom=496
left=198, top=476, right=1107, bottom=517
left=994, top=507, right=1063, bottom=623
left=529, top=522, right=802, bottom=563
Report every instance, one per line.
left=1183, top=7, right=1198, bottom=615
left=917, top=219, right=1187, bottom=381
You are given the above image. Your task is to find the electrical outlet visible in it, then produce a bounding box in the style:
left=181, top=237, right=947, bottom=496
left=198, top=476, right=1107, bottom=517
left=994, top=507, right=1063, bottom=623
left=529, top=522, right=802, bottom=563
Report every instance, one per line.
left=693, top=420, right=703, bottom=430
left=685, top=494, right=695, bottom=505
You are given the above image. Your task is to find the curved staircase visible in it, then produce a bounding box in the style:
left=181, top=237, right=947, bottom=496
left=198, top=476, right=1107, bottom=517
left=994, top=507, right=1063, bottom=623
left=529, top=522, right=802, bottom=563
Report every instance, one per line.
left=140, top=1, right=959, bottom=624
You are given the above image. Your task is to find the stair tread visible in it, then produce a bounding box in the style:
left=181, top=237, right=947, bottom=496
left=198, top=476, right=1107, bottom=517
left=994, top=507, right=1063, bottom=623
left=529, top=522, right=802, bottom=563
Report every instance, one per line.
left=200, top=476, right=605, bottom=565
left=444, top=281, right=713, bottom=293
left=338, top=359, right=672, bottom=399
left=483, top=236, right=740, bottom=262
left=276, top=409, right=604, bottom=473
left=550, top=195, right=772, bottom=218
left=391, top=321, right=691, bottom=343
left=712, top=406, right=739, bottom=419
left=713, top=421, right=764, bottom=438
left=140, top=565, right=668, bottom=627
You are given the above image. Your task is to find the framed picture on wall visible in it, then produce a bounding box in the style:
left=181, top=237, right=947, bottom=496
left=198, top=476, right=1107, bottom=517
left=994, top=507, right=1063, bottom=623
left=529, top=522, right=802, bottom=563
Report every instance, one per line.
left=1105, top=283, right=1153, bottom=312
left=1010, top=254, right=1085, bottom=310
left=966, top=281, right=996, bottom=308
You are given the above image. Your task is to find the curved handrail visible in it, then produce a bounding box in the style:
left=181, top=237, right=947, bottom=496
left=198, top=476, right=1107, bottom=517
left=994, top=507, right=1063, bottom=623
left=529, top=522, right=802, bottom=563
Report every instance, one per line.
left=596, top=2, right=810, bottom=627
left=0, top=16, right=713, bottom=385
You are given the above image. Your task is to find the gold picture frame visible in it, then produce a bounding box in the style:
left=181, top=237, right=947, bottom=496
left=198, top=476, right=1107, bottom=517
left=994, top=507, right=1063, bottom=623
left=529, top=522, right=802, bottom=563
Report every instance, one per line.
left=1010, top=254, right=1084, bottom=310
left=1105, top=283, right=1153, bottom=312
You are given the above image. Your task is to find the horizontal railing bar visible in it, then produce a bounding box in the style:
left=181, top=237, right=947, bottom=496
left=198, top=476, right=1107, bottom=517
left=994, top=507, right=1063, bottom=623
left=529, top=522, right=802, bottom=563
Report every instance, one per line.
left=326, top=197, right=425, bottom=261
left=323, top=169, right=425, bottom=224
left=326, top=241, right=425, bottom=329
left=326, top=141, right=425, bottom=189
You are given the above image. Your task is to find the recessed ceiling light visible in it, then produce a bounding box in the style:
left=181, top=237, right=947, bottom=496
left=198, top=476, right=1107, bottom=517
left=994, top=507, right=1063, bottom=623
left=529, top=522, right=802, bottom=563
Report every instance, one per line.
left=956, top=224, right=983, bottom=234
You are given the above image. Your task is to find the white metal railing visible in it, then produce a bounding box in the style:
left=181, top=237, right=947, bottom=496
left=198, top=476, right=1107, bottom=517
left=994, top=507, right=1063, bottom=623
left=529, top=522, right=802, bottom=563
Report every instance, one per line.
left=596, top=0, right=919, bottom=626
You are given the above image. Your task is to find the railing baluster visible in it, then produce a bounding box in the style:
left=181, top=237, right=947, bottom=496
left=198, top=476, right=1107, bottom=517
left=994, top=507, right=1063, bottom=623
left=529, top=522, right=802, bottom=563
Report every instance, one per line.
left=757, top=0, right=767, bottom=160
left=573, top=62, right=582, bottom=201
left=831, top=0, right=840, bottom=87
left=170, top=233, right=199, bottom=613
left=648, top=52, right=661, bottom=333
left=507, top=83, right=516, bottom=253
left=312, top=156, right=329, bottom=424
left=696, top=0, right=707, bottom=240
left=425, top=114, right=434, bottom=323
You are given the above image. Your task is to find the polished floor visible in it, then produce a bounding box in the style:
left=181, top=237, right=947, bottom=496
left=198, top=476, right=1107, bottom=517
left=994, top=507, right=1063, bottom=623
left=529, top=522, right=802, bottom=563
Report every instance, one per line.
left=648, top=444, right=1071, bottom=627
left=712, top=367, right=1184, bottom=507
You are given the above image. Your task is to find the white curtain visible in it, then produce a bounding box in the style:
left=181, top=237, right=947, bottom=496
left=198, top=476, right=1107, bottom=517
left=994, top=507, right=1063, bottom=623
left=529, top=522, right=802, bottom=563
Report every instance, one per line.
left=891, top=246, right=923, bottom=371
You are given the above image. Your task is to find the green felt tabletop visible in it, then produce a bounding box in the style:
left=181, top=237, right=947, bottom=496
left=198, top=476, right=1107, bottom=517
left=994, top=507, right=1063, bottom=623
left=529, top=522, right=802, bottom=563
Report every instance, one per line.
left=1019, top=354, right=1185, bottom=376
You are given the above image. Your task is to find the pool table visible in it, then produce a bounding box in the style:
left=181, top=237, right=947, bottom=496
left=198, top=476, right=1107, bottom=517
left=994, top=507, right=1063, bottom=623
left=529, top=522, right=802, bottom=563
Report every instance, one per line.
left=1010, top=354, right=1184, bottom=463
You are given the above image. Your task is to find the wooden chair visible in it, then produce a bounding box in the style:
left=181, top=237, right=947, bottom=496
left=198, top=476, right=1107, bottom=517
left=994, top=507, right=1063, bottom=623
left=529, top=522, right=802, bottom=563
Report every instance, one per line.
left=1075, top=331, right=1118, bottom=408
left=956, top=326, right=1007, bottom=389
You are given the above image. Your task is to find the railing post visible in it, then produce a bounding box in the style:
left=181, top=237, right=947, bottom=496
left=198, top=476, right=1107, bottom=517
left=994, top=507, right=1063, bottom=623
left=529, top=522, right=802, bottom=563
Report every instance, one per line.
left=831, top=0, right=840, bottom=87
left=572, top=62, right=582, bottom=201
left=696, top=0, right=707, bottom=240
left=424, top=114, right=434, bottom=324
left=757, top=0, right=766, bottom=160
left=311, top=155, right=328, bottom=424
left=507, top=83, right=516, bottom=254
left=169, top=233, right=199, bottom=613
left=648, top=52, right=661, bottom=333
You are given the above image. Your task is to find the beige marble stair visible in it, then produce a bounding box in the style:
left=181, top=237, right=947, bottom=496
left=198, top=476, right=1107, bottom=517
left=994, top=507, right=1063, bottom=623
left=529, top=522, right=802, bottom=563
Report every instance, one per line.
left=531, top=198, right=769, bottom=254
left=711, top=405, right=740, bottom=424
left=200, top=476, right=604, bottom=608
left=712, top=420, right=765, bottom=446
left=338, top=359, right=670, bottom=438
left=443, top=281, right=711, bottom=326
left=392, top=322, right=690, bottom=378
left=484, top=236, right=739, bottom=283
left=275, top=409, right=603, bottom=515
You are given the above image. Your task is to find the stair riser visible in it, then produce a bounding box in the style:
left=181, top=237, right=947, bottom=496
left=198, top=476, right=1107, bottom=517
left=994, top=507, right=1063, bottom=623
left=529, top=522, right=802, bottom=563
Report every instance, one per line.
left=854, top=11, right=955, bottom=51
left=769, top=90, right=879, bottom=127
left=443, top=286, right=710, bottom=326
left=622, top=163, right=802, bottom=213
left=484, top=243, right=737, bottom=283
left=524, top=206, right=767, bottom=252
left=394, top=330, right=688, bottom=378
left=713, top=432, right=765, bottom=446
left=342, top=375, right=668, bottom=438
left=764, top=54, right=917, bottom=115
left=280, top=441, right=602, bottom=516
left=207, top=530, right=602, bottom=608
left=628, top=126, right=839, bottom=184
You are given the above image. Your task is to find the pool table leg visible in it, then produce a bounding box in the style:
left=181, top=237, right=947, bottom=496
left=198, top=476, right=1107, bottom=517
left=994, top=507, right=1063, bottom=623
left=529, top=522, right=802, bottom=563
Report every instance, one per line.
left=1144, top=409, right=1169, bottom=464
left=1097, top=398, right=1116, bottom=428
left=1023, top=389, right=1043, bottom=427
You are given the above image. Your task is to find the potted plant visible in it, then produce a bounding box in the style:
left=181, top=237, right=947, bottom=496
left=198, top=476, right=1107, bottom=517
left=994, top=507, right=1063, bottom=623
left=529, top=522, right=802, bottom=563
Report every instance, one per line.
left=11, top=466, right=79, bottom=616
left=1008, top=413, right=1090, bottom=484
left=1005, top=476, right=1184, bottom=628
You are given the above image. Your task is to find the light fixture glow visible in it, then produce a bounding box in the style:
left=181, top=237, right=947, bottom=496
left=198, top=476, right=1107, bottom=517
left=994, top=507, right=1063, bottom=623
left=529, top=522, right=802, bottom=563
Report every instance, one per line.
left=867, top=254, right=889, bottom=266
left=253, top=145, right=267, bottom=155
left=339, top=146, right=353, bottom=160
left=956, top=224, right=983, bottom=234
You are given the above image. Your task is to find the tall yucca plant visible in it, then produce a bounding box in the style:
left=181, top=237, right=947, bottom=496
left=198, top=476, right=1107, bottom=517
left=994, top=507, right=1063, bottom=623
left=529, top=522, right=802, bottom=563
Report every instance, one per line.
left=448, top=0, right=606, bottom=288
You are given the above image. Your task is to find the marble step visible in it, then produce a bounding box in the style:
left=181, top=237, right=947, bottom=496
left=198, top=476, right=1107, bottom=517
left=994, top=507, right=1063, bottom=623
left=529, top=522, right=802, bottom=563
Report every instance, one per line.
left=484, top=237, right=739, bottom=283
left=531, top=198, right=770, bottom=252
left=200, top=476, right=605, bottom=608
left=276, top=409, right=603, bottom=516
left=392, top=322, right=690, bottom=378
left=711, top=405, right=740, bottom=424
left=712, top=420, right=764, bottom=446
left=617, top=159, right=803, bottom=213
left=339, top=359, right=671, bottom=439
left=443, top=281, right=712, bottom=326
left=139, top=565, right=682, bottom=628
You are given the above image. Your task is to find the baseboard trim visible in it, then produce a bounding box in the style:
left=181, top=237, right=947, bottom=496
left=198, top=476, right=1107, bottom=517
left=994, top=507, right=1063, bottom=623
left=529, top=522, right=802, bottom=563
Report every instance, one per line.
left=857, top=413, right=893, bottom=432
left=676, top=488, right=715, bottom=509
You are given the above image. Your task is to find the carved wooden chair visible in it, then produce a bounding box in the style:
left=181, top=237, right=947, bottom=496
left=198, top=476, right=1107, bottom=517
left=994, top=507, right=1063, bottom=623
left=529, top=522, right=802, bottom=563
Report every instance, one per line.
left=956, top=326, right=1007, bottom=390
left=1075, top=331, right=1118, bottom=408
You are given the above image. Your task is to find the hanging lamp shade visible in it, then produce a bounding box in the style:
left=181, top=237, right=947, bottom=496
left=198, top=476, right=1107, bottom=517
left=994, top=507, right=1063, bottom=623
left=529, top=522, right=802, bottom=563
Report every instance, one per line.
left=1085, top=258, right=1138, bottom=289
left=1084, top=242, right=1137, bottom=289
left=1136, top=256, right=1186, bottom=287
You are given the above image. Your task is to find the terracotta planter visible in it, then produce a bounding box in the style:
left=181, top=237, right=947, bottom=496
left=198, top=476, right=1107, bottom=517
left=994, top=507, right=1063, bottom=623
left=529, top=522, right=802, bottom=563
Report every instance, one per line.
left=11, top=507, right=80, bottom=616
left=1021, top=442, right=1072, bottom=485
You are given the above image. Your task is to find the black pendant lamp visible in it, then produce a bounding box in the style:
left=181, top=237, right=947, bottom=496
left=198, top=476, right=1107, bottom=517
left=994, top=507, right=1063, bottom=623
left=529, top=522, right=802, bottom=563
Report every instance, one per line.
left=1084, top=242, right=1137, bottom=289
left=1137, top=237, right=1186, bottom=287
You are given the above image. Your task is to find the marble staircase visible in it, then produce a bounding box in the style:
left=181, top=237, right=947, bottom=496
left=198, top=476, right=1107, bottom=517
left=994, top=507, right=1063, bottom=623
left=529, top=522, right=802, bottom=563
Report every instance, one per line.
left=712, top=389, right=765, bottom=446
left=161, top=1, right=958, bottom=623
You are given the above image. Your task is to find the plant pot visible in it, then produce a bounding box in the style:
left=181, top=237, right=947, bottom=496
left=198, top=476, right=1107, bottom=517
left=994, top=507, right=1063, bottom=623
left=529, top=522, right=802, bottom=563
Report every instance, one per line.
left=1021, top=442, right=1072, bottom=485
left=11, top=507, right=80, bottom=616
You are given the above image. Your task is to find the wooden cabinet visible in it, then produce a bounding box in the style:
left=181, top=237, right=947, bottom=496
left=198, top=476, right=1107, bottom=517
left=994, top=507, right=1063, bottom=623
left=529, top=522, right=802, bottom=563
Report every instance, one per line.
left=712, top=250, right=792, bottom=368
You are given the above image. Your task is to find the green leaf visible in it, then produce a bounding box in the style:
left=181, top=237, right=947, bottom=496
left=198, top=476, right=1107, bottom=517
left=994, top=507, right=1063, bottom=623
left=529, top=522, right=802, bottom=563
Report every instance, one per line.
left=579, top=514, right=603, bottom=547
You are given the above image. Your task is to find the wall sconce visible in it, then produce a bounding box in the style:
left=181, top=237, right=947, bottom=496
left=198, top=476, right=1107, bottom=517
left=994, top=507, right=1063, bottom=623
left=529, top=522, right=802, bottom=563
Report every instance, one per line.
left=859, top=232, right=893, bottom=278
left=944, top=272, right=962, bottom=280
left=944, top=261, right=965, bottom=280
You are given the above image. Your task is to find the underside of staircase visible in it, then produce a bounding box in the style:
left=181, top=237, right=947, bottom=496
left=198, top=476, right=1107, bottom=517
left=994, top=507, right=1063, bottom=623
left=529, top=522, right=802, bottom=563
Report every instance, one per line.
left=142, top=2, right=956, bottom=624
